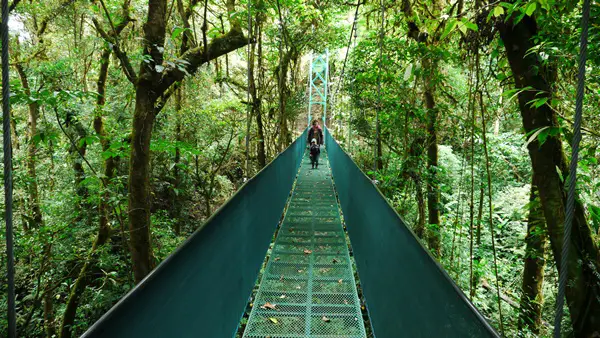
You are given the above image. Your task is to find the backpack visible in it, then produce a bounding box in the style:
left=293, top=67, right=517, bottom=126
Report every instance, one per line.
left=310, top=143, right=320, bottom=156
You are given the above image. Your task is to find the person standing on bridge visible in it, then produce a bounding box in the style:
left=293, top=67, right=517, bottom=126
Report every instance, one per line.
left=307, top=119, right=323, bottom=146
left=310, top=138, right=321, bottom=169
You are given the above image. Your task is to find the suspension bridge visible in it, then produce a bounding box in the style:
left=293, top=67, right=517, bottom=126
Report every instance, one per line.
left=2, top=0, right=591, bottom=334
left=78, top=52, right=499, bottom=338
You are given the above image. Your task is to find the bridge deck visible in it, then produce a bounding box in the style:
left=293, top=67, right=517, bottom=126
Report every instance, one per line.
left=243, top=149, right=367, bottom=338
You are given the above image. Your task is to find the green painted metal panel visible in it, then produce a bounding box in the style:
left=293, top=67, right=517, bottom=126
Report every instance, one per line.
left=243, top=150, right=366, bottom=338
left=81, top=130, right=308, bottom=338
left=324, top=128, right=499, bottom=338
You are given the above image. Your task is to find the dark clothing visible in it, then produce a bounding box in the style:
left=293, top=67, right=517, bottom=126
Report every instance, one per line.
left=310, top=143, right=320, bottom=168
left=308, top=126, right=323, bottom=145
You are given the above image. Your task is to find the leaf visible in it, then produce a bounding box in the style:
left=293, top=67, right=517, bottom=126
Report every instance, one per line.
left=461, top=18, right=479, bottom=31
left=274, top=257, right=280, bottom=261
left=527, top=96, right=548, bottom=108
left=338, top=279, right=343, bottom=284
left=279, top=294, right=286, bottom=299
left=525, top=2, right=537, bottom=16
left=172, top=27, right=184, bottom=39
left=322, top=316, right=331, bottom=323
left=332, top=258, right=338, bottom=264
left=155, top=65, right=165, bottom=72
left=261, top=302, right=277, bottom=310
left=268, top=317, right=279, bottom=324
left=494, top=5, right=505, bottom=17
left=303, top=249, right=312, bottom=254
left=440, top=19, right=458, bottom=40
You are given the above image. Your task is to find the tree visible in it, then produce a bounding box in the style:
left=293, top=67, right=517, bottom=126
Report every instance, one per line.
left=498, top=12, right=600, bottom=336
left=98, top=0, right=248, bottom=282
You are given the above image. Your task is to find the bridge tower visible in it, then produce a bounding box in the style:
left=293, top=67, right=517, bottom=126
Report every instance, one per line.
left=307, top=50, right=329, bottom=127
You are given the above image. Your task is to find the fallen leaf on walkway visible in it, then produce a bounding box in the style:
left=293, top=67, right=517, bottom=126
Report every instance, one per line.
left=343, top=299, right=349, bottom=304
left=332, top=258, right=338, bottom=263
left=274, top=257, right=280, bottom=261
left=279, top=294, right=286, bottom=299
left=295, top=285, right=301, bottom=290
left=261, top=302, right=277, bottom=310
left=268, top=317, right=279, bottom=324
left=322, top=316, right=331, bottom=323
left=298, top=269, right=303, bottom=273
left=280, top=275, right=284, bottom=281
left=338, top=279, right=343, bottom=284
left=303, top=249, right=312, bottom=254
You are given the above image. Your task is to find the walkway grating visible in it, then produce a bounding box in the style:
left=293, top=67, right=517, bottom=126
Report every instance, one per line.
left=243, top=150, right=367, bottom=338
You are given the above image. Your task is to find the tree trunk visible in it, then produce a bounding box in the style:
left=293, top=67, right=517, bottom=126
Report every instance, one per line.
left=127, top=0, right=166, bottom=283
left=171, top=86, right=183, bottom=235
left=66, top=114, right=88, bottom=201
left=519, top=180, right=546, bottom=334
left=476, top=178, right=484, bottom=245
left=404, top=135, right=426, bottom=239
left=94, top=48, right=118, bottom=244
left=376, top=134, right=383, bottom=170
left=499, top=15, right=600, bottom=337
left=129, top=86, right=158, bottom=283
left=44, top=290, right=55, bottom=337
left=414, top=176, right=426, bottom=239
left=424, top=86, right=441, bottom=257
left=277, top=44, right=288, bottom=151
left=10, top=116, right=20, bottom=150
left=16, top=64, right=43, bottom=231
left=120, top=0, right=247, bottom=283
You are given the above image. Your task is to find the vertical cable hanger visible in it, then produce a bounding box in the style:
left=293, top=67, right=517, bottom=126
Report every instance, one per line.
left=373, top=0, right=384, bottom=177
left=2, top=0, right=16, bottom=335
left=553, top=0, right=590, bottom=336
left=245, top=0, right=252, bottom=180
left=330, top=2, right=361, bottom=144
left=348, top=20, right=358, bottom=152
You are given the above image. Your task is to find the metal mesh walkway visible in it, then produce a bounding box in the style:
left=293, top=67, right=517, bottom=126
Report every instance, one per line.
left=243, top=149, right=367, bottom=338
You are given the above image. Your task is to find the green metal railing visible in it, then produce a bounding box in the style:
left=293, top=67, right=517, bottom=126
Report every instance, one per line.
left=81, top=130, right=307, bottom=338
left=325, top=128, right=499, bottom=337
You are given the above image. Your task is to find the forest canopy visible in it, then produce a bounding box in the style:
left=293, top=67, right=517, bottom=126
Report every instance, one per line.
left=1, top=0, right=599, bottom=337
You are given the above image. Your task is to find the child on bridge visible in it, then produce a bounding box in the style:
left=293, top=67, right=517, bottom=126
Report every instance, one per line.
left=310, top=138, right=320, bottom=169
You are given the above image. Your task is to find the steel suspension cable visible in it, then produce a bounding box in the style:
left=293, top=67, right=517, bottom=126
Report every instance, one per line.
left=553, top=0, right=590, bottom=335
left=330, top=2, right=361, bottom=121
left=245, top=0, right=252, bottom=180
left=373, top=0, right=384, bottom=175
left=348, top=26, right=358, bottom=152
left=2, top=0, right=16, bottom=335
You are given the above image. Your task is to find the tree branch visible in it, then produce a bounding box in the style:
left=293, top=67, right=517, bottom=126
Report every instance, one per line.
left=92, top=18, right=138, bottom=84
left=9, top=0, right=22, bottom=12
left=159, top=27, right=247, bottom=93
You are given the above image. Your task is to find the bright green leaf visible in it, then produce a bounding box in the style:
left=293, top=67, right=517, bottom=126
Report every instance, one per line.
left=461, top=19, right=478, bottom=32
left=440, top=19, right=457, bottom=40
left=494, top=6, right=505, bottom=17
left=525, top=2, right=537, bottom=16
